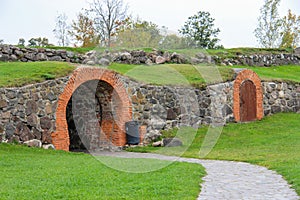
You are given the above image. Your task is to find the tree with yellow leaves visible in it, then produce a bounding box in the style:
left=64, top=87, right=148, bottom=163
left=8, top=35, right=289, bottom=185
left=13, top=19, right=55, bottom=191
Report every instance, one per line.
left=280, top=10, right=300, bottom=48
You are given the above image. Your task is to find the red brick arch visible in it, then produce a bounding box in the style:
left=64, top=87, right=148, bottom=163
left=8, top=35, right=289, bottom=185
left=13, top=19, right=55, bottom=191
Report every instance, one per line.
left=233, top=69, right=263, bottom=122
left=51, top=67, right=132, bottom=151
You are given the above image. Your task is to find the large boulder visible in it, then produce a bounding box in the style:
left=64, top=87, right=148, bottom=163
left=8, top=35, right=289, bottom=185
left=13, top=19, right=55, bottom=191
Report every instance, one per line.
left=86, top=60, right=96, bottom=65
left=0, top=53, right=10, bottom=62
left=294, top=47, right=300, bottom=55
left=195, top=52, right=211, bottom=63
left=120, top=52, right=132, bottom=61
left=131, top=50, right=146, bottom=57
left=98, top=58, right=110, bottom=66
left=163, top=138, right=183, bottom=147
left=36, top=53, right=48, bottom=61
left=155, top=56, right=167, bottom=64
left=48, top=56, right=62, bottom=62
left=191, top=57, right=202, bottom=65
left=170, top=52, right=187, bottom=64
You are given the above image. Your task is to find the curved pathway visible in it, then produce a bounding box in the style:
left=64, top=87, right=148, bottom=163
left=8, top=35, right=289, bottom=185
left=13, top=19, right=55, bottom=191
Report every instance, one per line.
left=93, top=151, right=299, bottom=200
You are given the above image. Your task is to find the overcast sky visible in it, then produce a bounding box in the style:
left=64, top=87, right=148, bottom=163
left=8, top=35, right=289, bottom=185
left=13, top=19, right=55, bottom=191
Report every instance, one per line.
left=0, top=0, right=299, bottom=48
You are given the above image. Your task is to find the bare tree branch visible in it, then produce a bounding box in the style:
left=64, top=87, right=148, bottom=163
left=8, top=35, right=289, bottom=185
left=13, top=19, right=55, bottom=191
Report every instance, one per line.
left=88, top=0, right=128, bottom=47
left=53, top=13, right=70, bottom=47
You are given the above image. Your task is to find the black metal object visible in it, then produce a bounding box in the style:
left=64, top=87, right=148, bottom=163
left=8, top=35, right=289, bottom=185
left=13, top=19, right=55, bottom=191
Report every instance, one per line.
left=125, top=121, right=140, bottom=145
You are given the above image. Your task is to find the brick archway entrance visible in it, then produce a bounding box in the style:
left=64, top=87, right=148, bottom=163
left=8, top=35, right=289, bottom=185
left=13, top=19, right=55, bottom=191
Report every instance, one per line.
left=233, top=69, right=263, bottom=122
left=51, top=67, right=132, bottom=151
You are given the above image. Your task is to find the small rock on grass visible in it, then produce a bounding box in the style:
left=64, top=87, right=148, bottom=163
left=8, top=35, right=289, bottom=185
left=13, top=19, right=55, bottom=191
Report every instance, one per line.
left=42, top=144, right=55, bottom=150
left=163, top=138, right=183, bottom=147
left=152, top=141, right=163, bottom=147
left=24, top=139, right=42, bottom=148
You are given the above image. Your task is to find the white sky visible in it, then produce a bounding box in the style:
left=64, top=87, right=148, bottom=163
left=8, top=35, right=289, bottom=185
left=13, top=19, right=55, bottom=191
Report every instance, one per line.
left=0, top=0, right=299, bottom=48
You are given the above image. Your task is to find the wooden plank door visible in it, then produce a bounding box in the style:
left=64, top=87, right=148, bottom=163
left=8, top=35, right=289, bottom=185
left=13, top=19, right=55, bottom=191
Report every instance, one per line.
left=240, top=80, right=257, bottom=122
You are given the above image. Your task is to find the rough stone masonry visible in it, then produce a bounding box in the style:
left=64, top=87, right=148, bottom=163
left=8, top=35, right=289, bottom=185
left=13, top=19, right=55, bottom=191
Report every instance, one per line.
left=0, top=67, right=299, bottom=149
left=1, top=44, right=300, bottom=66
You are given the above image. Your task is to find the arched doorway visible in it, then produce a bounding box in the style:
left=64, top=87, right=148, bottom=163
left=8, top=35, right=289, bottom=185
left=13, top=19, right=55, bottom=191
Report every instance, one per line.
left=239, top=80, right=257, bottom=122
left=233, top=69, right=263, bottom=122
left=66, top=79, right=124, bottom=151
left=51, top=67, right=132, bottom=151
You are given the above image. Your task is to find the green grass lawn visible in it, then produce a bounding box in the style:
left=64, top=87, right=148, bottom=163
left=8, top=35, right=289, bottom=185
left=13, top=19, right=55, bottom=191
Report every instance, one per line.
left=108, top=63, right=234, bottom=88
left=109, top=63, right=300, bottom=88
left=0, top=61, right=75, bottom=88
left=127, top=113, right=300, bottom=194
left=232, top=65, right=300, bottom=83
left=24, top=46, right=293, bottom=58
left=138, top=47, right=292, bottom=59
left=17, top=46, right=98, bottom=54
left=0, top=144, right=205, bottom=200
left=0, top=61, right=299, bottom=88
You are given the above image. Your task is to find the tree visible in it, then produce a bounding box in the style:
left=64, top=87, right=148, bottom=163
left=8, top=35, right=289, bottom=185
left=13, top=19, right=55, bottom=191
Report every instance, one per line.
left=159, top=34, right=185, bottom=49
left=115, top=17, right=162, bottom=48
left=88, top=0, right=128, bottom=47
left=179, top=11, right=221, bottom=49
left=69, top=13, right=99, bottom=47
left=40, top=37, right=50, bottom=47
left=0, top=39, right=4, bottom=45
left=28, top=38, right=37, bottom=47
left=18, top=38, right=25, bottom=46
left=27, top=37, right=49, bottom=47
left=254, top=0, right=282, bottom=48
left=35, top=37, right=49, bottom=47
left=280, top=10, right=300, bottom=48
left=53, top=13, right=70, bottom=47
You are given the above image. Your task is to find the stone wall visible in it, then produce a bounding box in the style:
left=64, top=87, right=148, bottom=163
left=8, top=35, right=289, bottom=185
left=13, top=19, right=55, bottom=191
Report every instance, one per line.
left=0, top=45, right=187, bottom=65
left=214, top=54, right=300, bottom=67
left=1, top=44, right=300, bottom=67
left=0, top=69, right=234, bottom=147
left=0, top=68, right=299, bottom=148
left=0, top=78, right=68, bottom=144
left=122, top=80, right=234, bottom=142
left=0, top=45, right=84, bottom=63
left=263, top=82, right=300, bottom=115
left=81, top=50, right=300, bottom=67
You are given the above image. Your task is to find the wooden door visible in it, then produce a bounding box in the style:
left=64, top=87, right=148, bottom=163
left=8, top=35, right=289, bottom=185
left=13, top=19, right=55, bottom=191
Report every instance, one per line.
left=240, top=80, right=257, bottom=122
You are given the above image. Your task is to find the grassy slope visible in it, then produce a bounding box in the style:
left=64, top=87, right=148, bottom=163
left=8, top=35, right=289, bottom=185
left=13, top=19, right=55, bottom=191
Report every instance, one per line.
left=109, top=63, right=300, bottom=88
left=31, top=46, right=293, bottom=57
left=127, top=113, right=300, bottom=194
left=232, top=65, right=300, bottom=83
left=124, top=48, right=292, bottom=59
left=0, top=61, right=75, bottom=88
left=17, top=46, right=97, bottom=54
left=0, top=61, right=298, bottom=89
left=108, top=63, right=234, bottom=88
left=0, top=144, right=205, bottom=200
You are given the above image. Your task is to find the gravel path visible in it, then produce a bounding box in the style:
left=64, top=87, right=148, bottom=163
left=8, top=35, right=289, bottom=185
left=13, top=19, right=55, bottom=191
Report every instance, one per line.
left=92, top=151, right=299, bottom=200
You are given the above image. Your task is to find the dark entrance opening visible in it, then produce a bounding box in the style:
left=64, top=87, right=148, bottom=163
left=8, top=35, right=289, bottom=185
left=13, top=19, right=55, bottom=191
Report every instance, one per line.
left=66, top=80, right=118, bottom=151
left=240, top=80, right=257, bottom=122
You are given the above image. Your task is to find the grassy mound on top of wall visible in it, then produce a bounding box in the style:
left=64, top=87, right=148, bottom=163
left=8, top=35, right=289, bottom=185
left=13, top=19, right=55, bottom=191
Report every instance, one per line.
left=167, top=47, right=293, bottom=59
left=0, top=61, right=76, bottom=88
left=127, top=113, right=300, bottom=194
left=0, top=143, right=204, bottom=200
left=0, top=61, right=299, bottom=88
left=231, top=65, right=300, bottom=83
left=108, top=63, right=235, bottom=88
left=30, top=46, right=293, bottom=57
left=109, top=63, right=300, bottom=88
